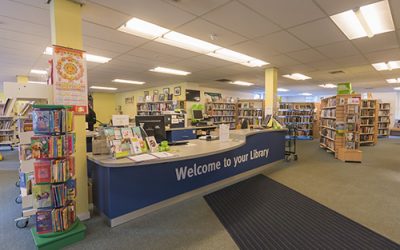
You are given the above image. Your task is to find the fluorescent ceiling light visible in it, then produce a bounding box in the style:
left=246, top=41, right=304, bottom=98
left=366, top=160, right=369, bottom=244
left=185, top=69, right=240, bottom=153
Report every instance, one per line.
left=43, top=47, right=111, bottom=63
left=299, top=93, right=312, bottom=96
left=30, top=69, right=47, bottom=75
left=277, top=88, right=289, bottom=92
left=231, top=81, right=254, bottom=86
left=90, top=86, right=117, bottom=91
left=118, top=17, right=169, bottom=39
left=282, top=73, right=311, bottom=80
left=209, top=48, right=253, bottom=64
left=373, top=61, right=400, bottom=71
left=159, top=31, right=221, bottom=54
left=28, top=81, right=47, bottom=84
left=394, top=87, right=400, bottom=91
left=330, top=0, right=394, bottom=40
left=386, top=78, right=400, bottom=84
left=149, top=67, right=191, bottom=76
left=112, top=79, right=145, bottom=85
left=319, top=83, right=337, bottom=88
left=240, top=59, right=269, bottom=67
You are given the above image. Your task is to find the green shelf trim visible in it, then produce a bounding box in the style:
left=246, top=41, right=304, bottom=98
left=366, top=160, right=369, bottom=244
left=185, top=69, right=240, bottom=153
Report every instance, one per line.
left=33, top=104, right=72, bottom=109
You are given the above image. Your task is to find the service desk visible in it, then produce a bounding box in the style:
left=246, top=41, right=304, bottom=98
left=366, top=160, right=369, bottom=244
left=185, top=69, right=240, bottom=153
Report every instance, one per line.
left=165, top=125, right=217, bottom=142
left=88, top=129, right=286, bottom=227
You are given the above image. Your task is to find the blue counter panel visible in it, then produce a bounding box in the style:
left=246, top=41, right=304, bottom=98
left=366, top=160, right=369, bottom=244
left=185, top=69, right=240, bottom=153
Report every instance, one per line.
left=90, top=131, right=286, bottom=220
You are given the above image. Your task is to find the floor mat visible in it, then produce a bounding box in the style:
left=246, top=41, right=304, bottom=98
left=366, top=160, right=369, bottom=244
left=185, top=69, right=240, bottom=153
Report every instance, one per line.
left=204, top=175, right=400, bottom=250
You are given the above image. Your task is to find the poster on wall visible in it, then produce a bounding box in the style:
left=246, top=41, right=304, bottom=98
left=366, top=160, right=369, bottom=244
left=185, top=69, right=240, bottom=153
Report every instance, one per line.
left=52, top=45, right=88, bottom=114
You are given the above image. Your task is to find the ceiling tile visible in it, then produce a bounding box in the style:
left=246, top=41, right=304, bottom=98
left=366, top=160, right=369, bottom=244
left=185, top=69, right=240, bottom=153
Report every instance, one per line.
left=391, top=0, right=400, bottom=30
left=287, top=48, right=328, bottom=63
left=180, top=54, right=234, bottom=67
left=305, top=60, right=339, bottom=71
left=352, top=32, right=399, bottom=54
left=333, top=54, right=369, bottom=67
left=288, top=18, right=347, bottom=47
left=10, top=0, right=49, bottom=10
left=316, top=41, right=360, bottom=59
left=314, top=0, right=378, bottom=15
left=267, top=54, right=301, bottom=67
left=364, top=48, right=400, bottom=62
left=228, top=40, right=280, bottom=60
left=0, top=0, right=49, bottom=26
left=255, top=31, right=309, bottom=53
left=139, top=41, right=200, bottom=59
left=239, top=0, right=325, bottom=28
left=83, top=36, right=133, bottom=54
left=202, top=1, right=280, bottom=39
left=0, top=16, right=50, bottom=37
left=127, top=47, right=186, bottom=64
left=174, top=18, right=247, bottom=47
left=0, top=28, right=49, bottom=46
left=162, top=0, right=231, bottom=16
left=82, top=2, right=131, bottom=29
left=280, top=64, right=316, bottom=74
left=89, top=0, right=196, bottom=30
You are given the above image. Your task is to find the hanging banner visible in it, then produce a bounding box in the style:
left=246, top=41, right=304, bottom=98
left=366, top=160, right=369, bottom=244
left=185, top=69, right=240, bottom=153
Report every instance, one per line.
left=53, top=45, right=88, bottom=114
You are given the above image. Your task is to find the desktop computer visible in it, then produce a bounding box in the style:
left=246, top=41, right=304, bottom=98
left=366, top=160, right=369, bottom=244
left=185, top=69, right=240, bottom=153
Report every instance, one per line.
left=135, top=115, right=166, bottom=143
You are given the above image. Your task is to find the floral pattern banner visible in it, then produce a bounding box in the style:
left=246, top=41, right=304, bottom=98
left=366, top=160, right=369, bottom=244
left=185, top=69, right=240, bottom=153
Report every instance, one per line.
left=53, top=45, right=88, bottom=114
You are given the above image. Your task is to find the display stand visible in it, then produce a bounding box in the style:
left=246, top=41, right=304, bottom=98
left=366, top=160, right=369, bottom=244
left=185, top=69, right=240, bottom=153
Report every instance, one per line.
left=278, top=102, right=315, bottom=140
left=237, top=99, right=264, bottom=128
left=378, top=103, right=390, bottom=137
left=206, top=101, right=237, bottom=129
left=360, top=99, right=378, bottom=145
left=29, top=104, right=86, bottom=249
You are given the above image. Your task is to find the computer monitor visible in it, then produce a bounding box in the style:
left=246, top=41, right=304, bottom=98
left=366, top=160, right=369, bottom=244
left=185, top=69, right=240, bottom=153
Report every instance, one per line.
left=135, top=115, right=166, bottom=143
left=192, top=110, right=203, bottom=120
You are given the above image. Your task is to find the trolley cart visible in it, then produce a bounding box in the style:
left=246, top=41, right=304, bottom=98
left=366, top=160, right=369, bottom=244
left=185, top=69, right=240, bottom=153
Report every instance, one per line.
left=285, top=125, right=298, bottom=161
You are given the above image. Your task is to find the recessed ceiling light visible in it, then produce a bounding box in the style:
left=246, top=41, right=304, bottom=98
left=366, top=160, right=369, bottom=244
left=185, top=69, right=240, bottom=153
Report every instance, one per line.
left=30, top=69, right=47, bottom=75
left=112, top=79, right=145, bottom=85
left=319, top=83, right=337, bottom=88
left=372, top=61, right=400, bottom=71
left=330, top=0, right=395, bottom=40
left=277, top=88, right=289, bottom=92
left=43, top=47, right=111, bottom=63
left=394, top=87, right=400, bottom=91
left=282, top=73, right=311, bottom=80
left=231, top=81, right=254, bottom=86
left=386, top=78, right=400, bottom=84
left=149, top=67, right=191, bottom=76
left=28, top=81, right=47, bottom=84
left=299, top=93, right=312, bottom=96
left=90, top=86, right=117, bottom=91
left=117, top=18, right=269, bottom=68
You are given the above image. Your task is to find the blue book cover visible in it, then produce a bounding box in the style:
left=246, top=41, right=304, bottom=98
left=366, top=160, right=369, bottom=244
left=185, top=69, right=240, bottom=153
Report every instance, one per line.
left=19, top=172, right=26, bottom=188
left=33, top=110, right=51, bottom=134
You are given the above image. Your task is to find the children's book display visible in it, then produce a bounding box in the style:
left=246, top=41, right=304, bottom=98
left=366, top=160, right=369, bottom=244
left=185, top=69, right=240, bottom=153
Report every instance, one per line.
left=31, top=105, right=78, bottom=235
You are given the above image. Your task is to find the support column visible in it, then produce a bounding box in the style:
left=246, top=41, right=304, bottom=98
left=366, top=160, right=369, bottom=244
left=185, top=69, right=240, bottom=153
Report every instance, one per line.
left=16, top=75, right=29, bottom=84
left=50, top=0, right=89, bottom=220
left=265, top=68, right=278, bottom=115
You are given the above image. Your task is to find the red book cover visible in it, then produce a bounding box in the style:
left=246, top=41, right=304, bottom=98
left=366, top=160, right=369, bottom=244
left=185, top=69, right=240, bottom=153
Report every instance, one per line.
left=34, top=161, right=51, bottom=183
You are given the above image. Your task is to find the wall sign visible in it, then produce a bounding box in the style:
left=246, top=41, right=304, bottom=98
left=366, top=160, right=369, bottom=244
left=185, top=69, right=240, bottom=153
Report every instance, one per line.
left=53, top=45, right=88, bottom=114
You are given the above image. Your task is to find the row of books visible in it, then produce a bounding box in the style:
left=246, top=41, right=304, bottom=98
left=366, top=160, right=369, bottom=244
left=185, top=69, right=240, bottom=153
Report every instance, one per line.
left=361, top=110, right=375, bottom=116
left=378, top=124, right=389, bottom=129
left=210, top=117, right=235, bottom=123
left=34, top=158, right=74, bottom=184
left=278, top=110, right=313, bottom=116
left=279, top=116, right=313, bottom=123
left=378, top=110, right=390, bottom=116
left=320, top=137, right=335, bottom=150
left=32, top=109, right=73, bottom=134
left=321, top=119, right=335, bottom=127
left=379, top=103, right=390, bottom=110
left=279, top=103, right=314, bottom=110
left=321, top=128, right=335, bottom=140
left=31, top=134, right=75, bottom=159
left=36, top=202, right=76, bottom=234
left=360, top=134, right=374, bottom=142
left=361, top=100, right=376, bottom=108
left=361, top=118, right=375, bottom=125
left=33, top=180, right=76, bottom=209
left=378, top=117, right=390, bottom=122
left=321, top=109, right=336, bottom=117
left=209, top=110, right=235, bottom=116
left=238, top=102, right=262, bottom=109
left=238, top=110, right=263, bottom=117
left=207, top=103, right=236, bottom=110
left=361, top=127, right=374, bottom=133
left=325, top=98, right=336, bottom=107
left=0, top=120, right=13, bottom=129
left=137, top=102, right=178, bottom=112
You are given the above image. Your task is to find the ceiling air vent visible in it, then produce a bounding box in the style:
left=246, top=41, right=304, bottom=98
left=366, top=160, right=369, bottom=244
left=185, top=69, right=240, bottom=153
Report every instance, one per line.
left=329, top=70, right=345, bottom=74
left=215, top=79, right=232, bottom=83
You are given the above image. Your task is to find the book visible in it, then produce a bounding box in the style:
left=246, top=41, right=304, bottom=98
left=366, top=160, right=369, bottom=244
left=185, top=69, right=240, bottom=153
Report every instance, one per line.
left=114, top=128, right=122, bottom=140
left=19, top=172, right=27, bottom=188
left=34, top=161, right=51, bottom=183
left=33, top=184, right=52, bottom=209
left=19, top=145, right=32, bottom=160
left=129, top=137, right=142, bottom=154
left=121, top=127, right=133, bottom=139
left=103, top=128, right=115, bottom=139
left=31, top=136, right=50, bottom=159
left=66, top=178, right=76, bottom=201
left=33, top=110, right=51, bottom=133
left=36, top=209, right=53, bottom=234
left=146, top=136, right=159, bottom=153
left=51, top=183, right=67, bottom=208
left=132, top=127, right=148, bottom=153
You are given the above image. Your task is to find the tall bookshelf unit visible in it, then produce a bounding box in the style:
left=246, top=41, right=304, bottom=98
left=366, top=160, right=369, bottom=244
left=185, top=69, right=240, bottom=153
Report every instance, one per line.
left=378, top=103, right=390, bottom=137
left=206, top=102, right=237, bottom=129
left=237, top=99, right=264, bottom=128
left=360, top=100, right=378, bottom=145
left=278, top=102, right=315, bottom=140
left=320, top=94, right=362, bottom=159
left=136, top=101, right=186, bottom=116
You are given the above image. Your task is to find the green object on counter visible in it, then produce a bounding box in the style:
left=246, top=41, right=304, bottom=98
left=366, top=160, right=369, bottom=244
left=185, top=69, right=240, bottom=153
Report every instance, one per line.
left=159, top=141, right=170, bottom=152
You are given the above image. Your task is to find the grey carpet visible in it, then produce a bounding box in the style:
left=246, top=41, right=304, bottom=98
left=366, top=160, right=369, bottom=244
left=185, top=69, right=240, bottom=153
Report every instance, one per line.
left=205, top=174, right=400, bottom=250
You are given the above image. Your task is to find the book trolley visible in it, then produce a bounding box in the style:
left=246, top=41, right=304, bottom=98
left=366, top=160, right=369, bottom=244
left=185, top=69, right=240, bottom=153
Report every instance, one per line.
left=30, top=105, right=86, bottom=250
left=277, top=102, right=315, bottom=140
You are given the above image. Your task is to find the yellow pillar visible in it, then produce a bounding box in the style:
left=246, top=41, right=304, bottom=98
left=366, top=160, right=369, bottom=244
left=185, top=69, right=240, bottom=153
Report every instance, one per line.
left=16, top=75, right=29, bottom=84
left=265, top=68, right=278, bottom=115
left=50, top=0, right=89, bottom=219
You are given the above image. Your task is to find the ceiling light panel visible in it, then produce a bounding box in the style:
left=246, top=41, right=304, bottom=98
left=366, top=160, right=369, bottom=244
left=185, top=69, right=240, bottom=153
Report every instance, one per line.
left=231, top=81, right=254, bottom=86
left=28, top=81, right=47, bottom=84
left=394, top=87, right=400, bottom=91
left=372, top=61, right=400, bottom=71
left=319, top=83, right=337, bottom=88
left=43, top=47, right=111, bottom=63
left=330, top=0, right=394, bottom=40
left=112, top=79, right=145, bottom=85
left=277, top=88, right=289, bottom=92
left=386, top=78, right=400, bottom=84
left=282, top=73, right=311, bottom=80
left=299, top=93, right=312, bottom=96
left=158, top=31, right=221, bottom=54
left=90, top=86, right=117, bottom=90
left=149, top=67, right=191, bottom=75
left=118, top=18, right=170, bottom=39
left=30, top=69, right=48, bottom=75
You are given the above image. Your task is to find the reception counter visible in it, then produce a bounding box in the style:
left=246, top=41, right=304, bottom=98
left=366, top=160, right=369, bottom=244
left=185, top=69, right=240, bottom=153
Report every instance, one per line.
left=88, top=129, right=286, bottom=227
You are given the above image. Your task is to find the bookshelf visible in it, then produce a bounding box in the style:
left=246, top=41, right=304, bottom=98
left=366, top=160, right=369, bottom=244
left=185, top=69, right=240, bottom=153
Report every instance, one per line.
left=0, top=116, right=14, bottom=149
left=136, top=100, right=185, bottom=116
left=378, top=103, right=390, bottom=137
left=206, top=102, right=237, bottom=129
left=320, top=94, right=361, bottom=159
left=360, top=100, right=378, bottom=145
left=237, top=99, right=264, bottom=128
left=277, top=102, right=315, bottom=140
